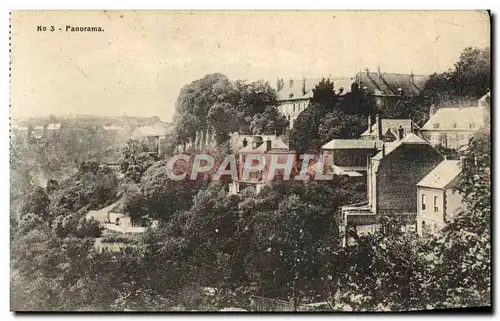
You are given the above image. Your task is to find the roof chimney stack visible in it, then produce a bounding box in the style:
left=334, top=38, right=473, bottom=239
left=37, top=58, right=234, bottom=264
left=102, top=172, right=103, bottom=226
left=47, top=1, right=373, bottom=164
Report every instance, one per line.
left=376, top=114, right=382, bottom=140
left=397, top=125, right=405, bottom=140
left=266, top=138, right=272, bottom=152
left=368, top=115, right=372, bottom=133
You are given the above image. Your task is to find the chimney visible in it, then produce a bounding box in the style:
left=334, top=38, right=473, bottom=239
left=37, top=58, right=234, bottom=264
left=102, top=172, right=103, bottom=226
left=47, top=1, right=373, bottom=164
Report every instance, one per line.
left=429, top=104, right=436, bottom=118
left=253, top=136, right=263, bottom=149
left=368, top=115, right=372, bottom=133
left=266, top=138, right=272, bottom=152
left=289, top=79, right=294, bottom=88
left=376, top=114, right=382, bottom=139
left=302, top=77, right=306, bottom=95
left=382, top=143, right=386, bottom=157
left=397, top=125, right=405, bottom=140
left=242, top=137, right=248, bottom=148
left=410, top=120, right=414, bottom=133
left=410, top=71, right=415, bottom=85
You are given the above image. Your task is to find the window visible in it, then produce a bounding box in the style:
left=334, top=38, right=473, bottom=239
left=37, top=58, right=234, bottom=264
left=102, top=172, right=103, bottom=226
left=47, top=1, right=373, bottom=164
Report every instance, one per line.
left=433, top=196, right=438, bottom=212
left=451, top=123, right=457, bottom=129
left=469, top=123, right=475, bottom=129
left=433, top=123, right=439, bottom=129
left=421, top=194, right=426, bottom=211
left=293, top=104, right=296, bottom=112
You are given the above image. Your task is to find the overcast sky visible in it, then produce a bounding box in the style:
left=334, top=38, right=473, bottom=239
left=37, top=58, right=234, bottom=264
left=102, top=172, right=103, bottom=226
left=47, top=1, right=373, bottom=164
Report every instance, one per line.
left=11, top=10, right=490, bottom=122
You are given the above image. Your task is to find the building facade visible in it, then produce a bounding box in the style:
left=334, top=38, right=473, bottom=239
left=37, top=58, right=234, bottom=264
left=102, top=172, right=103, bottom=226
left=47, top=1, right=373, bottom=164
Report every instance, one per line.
left=353, top=69, right=429, bottom=112
left=416, top=159, right=463, bottom=236
left=420, top=93, right=490, bottom=150
left=276, top=77, right=353, bottom=128
left=321, top=139, right=383, bottom=176
left=339, top=133, right=444, bottom=244
left=229, top=135, right=291, bottom=194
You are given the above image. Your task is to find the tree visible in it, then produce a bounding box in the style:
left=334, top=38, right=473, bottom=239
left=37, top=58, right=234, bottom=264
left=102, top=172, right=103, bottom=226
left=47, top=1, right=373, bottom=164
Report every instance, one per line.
left=317, top=110, right=366, bottom=145
left=173, top=73, right=235, bottom=144
left=207, top=102, right=237, bottom=145
left=120, top=139, right=158, bottom=183
left=21, top=186, right=50, bottom=220
left=140, top=160, right=207, bottom=222
left=249, top=106, right=289, bottom=135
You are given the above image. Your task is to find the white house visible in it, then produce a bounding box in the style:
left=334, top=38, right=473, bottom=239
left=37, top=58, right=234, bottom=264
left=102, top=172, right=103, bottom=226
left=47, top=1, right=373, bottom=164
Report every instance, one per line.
left=416, top=159, right=464, bottom=236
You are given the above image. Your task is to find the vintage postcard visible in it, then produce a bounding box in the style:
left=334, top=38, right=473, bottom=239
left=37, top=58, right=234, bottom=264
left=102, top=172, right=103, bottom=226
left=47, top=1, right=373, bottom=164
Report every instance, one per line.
left=10, top=10, right=491, bottom=312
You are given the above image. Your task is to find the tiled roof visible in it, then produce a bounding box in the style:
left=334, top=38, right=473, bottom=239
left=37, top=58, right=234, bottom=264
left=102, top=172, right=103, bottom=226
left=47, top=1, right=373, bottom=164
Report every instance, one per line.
left=238, top=135, right=289, bottom=153
left=372, top=133, right=430, bottom=160
left=421, top=107, right=486, bottom=131
left=417, top=160, right=461, bottom=189
left=361, top=119, right=419, bottom=137
left=276, top=77, right=354, bottom=101
left=354, top=71, right=429, bottom=97
left=322, top=139, right=383, bottom=150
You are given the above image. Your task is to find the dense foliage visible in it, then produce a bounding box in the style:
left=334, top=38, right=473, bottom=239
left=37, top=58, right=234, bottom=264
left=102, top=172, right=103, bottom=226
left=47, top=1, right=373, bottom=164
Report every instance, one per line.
left=289, top=79, right=375, bottom=153
left=172, top=73, right=288, bottom=146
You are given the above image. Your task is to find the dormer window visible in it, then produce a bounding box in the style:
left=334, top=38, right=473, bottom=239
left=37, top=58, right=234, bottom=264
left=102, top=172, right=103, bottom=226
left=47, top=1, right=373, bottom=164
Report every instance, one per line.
left=451, top=123, right=457, bottom=129
left=289, top=93, right=294, bottom=99
left=469, top=123, right=475, bottom=129
left=433, top=123, right=439, bottom=129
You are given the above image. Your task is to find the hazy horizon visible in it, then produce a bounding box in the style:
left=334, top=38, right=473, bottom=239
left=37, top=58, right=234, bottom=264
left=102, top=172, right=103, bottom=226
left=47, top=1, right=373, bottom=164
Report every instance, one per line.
left=11, top=10, right=490, bottom=122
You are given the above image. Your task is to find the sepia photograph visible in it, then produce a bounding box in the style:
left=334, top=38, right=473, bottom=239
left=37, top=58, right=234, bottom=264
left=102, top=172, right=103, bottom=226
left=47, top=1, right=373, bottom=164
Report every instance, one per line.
left=9, top=10, right=491, bottom=312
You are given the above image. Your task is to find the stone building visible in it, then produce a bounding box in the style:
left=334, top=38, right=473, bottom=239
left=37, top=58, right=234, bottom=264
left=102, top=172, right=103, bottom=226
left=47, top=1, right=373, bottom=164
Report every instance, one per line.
left=416, top=159, right=464, bottom=236
left=353, top=69, right=429, bottom=112
left=339, top=133, right=444, bottom=244
left=420, top=92, right=490, bottom=150
left=276, top=77, right=353, bottom=128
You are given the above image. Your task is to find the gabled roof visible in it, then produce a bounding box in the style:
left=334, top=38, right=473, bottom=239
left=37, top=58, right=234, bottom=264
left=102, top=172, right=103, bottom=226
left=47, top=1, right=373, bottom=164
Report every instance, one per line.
left=421, top=107, right=486, bottom=131
left=417, top=160, right=461, bottom=189
left=354, top=71, right=429, bottom=97
left=276, top=77, right=354, bottom=101
left=47, top=123, right=62, bottom=130
left=361, top=119, right=420, bottom=137
left=322, top=139, right=383, bottom=150
left=372, top=133, right=430, bottom=160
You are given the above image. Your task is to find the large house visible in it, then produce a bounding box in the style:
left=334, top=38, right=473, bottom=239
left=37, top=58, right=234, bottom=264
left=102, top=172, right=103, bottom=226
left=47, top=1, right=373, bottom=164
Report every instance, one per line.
left=353, top=69, right=429, bottom=112
left=229, top=135, right=291, bottom=194
left=339, top=133, right=444, bottom=244
left=416, top=159, right=464, bottom=237
left=321, top=139, right=383, bottom=177
left=420, top=93, right=490, bottom=150
left=276, top=77, right=353, bottom=128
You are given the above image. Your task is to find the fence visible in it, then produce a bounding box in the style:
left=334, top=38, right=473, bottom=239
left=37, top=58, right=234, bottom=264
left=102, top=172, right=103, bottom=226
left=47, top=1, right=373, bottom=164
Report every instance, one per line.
left=249, top=295, right=294, bottom=312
